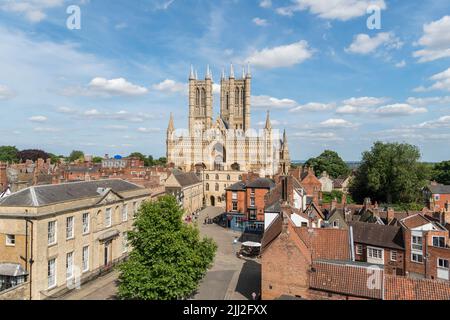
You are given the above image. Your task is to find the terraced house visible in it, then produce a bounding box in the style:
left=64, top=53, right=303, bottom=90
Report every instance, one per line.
left=0, top=179, right=152, bottom=300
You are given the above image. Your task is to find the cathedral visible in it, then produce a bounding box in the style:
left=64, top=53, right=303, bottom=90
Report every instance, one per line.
left=166, top=64, right=290, bottom=206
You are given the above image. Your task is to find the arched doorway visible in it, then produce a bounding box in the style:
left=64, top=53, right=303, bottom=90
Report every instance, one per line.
left=210, top=196, right=215, bottom=207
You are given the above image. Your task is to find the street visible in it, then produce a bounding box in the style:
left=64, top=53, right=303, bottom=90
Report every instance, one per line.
left=60, top=207, right=261, bottom=300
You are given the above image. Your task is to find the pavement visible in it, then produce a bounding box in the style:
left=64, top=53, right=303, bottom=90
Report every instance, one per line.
left=193, top=207, right=261, bottom=300
left=60, top=206, right=261, bottom=300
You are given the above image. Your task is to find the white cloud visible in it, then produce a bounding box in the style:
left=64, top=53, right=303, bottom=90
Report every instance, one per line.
left=63, top=109, right=155, bottom=123
left=257, top=119, right=286, bottom=127
left=342, top=96, right=388, bottom=107
left=406, top=96, right=450, bottom=107
left=290, top=102, right=335, bottom=112
left=335, top=105, right=365, bottom=114
left=260, top=0, right=272, bottom=8
left=320, top=118, right=357, bottom=128
left=56, top=106, right=77, bottom=114
left=253, top=95, right=298, bottom=109
left=33, top=127, right=60, bottom=133
left=415, top=68, right=450, bottom=92
left=0, top=85, right=15, bottom=100
left=416, top=115, right=450, bottom=129
left=375, top=103, right=427, bottom=116
left=29, top=115, right=48, bottom=123
left=345, top=32, right=403, bottom=55
left=88, top=77, right=148, bottom=96
left=137, top=127, right=161, bottom=133
left=413, top=15, right=450, bottom=63
left=395, top=60, right=406, bottom=68
left=253, top=17, right=269, bottom=27
left=246, top=41, right=313, bottom=69
left=152, top=79, right=187, bottom=94
left=276, top=0, right=386, bottom=21
left=293, top=131, right=343, bottom=141
left=0, top=0, right=64, bottom=23
left=154, top=0, right=175, bottom=10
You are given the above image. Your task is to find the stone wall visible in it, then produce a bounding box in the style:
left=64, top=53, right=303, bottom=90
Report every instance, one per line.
left=0, top=282, right=30, bottom=300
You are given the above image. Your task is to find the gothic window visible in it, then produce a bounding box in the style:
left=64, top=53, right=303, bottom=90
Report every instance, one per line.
left=196, top=88, right=200, bottom=106
left=215, top=174, right=219, bottom=180
left=206, top=174, right=209, bottom=180
left=215, top=183, right=219, bottom=191
left=201, top=88, right=206, bottom=115
left=206, top=183, right=209, bottom=191
left=226, top=93, right=229, bottom=110
left=235, top=87, right=239, bottom=105
left=227, top=175, right=231, bottom=181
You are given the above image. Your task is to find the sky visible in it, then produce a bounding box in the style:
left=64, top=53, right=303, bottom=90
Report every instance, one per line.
left=0, top=0, right=449, bottom=162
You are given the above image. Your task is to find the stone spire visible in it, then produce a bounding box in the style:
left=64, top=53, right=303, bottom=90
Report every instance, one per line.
left=167, top=112, right=174, bottom=132
left=246, top=62, right=251, bottom=78
left=189, top=64, right=195, bottom=80
left=221, top=67, right=226, bottom=80
left=242, top=66, right=246, bottom=79
left=265, top=110, right=272, bottom=130
left=283, top=129, right=288, bottom=145
left=206, top=64, right=212, bottom=79
left=230, top=63, right=235, bottom=78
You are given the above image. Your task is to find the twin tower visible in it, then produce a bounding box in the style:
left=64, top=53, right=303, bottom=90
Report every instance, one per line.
left=188, top=64, right=252, bottom=134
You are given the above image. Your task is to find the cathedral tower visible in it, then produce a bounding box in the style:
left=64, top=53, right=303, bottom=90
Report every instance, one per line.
left=189, top=65, right=213, bottom=134
left=220, top=64, right=251, bottom=130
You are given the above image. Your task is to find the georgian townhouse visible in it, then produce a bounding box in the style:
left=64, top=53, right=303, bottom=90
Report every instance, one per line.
left=399, top=214, right=450, bottom=282
left=349, top=221, right=405, bottom=276
left=164, top=169, right=202, bottom=216
left=0, top=179, right=152, bottom=300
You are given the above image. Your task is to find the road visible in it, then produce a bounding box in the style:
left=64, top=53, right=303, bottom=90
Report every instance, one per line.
left=60, top=207, right=261, bottom=300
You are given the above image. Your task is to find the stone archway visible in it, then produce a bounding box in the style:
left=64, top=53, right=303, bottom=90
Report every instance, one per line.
left=210, top=196, right=215, bottom=207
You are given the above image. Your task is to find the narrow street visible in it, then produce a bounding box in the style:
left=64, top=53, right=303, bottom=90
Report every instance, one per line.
left=60, top=207, right=261, bottom=300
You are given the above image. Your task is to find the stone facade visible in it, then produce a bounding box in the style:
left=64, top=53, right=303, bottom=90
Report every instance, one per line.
left=166, top=65, right=290, bottom=207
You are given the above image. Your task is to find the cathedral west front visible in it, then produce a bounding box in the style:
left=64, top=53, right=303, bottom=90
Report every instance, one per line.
left=166, top=64, right=290, bottom=207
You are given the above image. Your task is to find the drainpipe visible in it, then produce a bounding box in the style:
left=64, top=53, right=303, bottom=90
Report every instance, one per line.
left=349, top=226, right=355, bottom=262
left=25, top=218, right=34, bottom=300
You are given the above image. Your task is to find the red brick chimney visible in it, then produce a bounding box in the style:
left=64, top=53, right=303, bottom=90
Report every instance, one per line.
left=0, top=162, right=7, bottom=190
left=387, top=207, right=395, bottom=223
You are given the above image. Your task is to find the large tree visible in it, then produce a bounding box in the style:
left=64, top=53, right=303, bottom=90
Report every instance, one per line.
left=0, top=146, right=19, bottom=163
left=118, top=195, right=216, bottom=300
left=305, top=150, right=350, bottom=178
left=432, top=161, right=450, bottom=185
left=349, top=142, right=430, bottom=204
left=17, top=149, right=49, bottom=162
left=68, top=150, right=84, bottom=162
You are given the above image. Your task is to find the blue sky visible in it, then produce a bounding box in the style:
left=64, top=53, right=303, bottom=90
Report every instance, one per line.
left=0, top=0, right=449, bottom=161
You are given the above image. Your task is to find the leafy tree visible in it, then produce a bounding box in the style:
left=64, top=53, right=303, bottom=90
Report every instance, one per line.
left=47, top=153, right=60, bottom=165
left=147, top=155, right=154, bottom=166
left=349, top=142, right=430, bottom=204
left=432, top=161, right=450, bottom=185
left=118, top=195, right=216, bottom=300
left=17, top=149, right=49, bottom=162
left=0, top=146, right=19, bottom=163
left=69, top=150, right=84, bottom=162
left=154, top=157, right=167, bottom=166
left=322, top=190, right=354, bottom=204
left=128, top=152, right=146, bottom=162
left=305, top=150, right=350, bottom=178
left=92, top=156, right=103, bottom=164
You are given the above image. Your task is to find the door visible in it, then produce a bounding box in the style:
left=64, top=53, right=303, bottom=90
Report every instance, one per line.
left=104, top=241, right=111, bottom=266
left=210, top=196, right=215, bottom=207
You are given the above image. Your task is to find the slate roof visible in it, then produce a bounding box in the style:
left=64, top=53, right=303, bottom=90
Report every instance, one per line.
left=226, top=181, right=247, bottom=191
left=172, top=171, right=201, bottom=187
left=428, top=184, right=450, bottom=194
left=260, top=213, right=283, bottom=253
left=349, top=221, right=404, bottom=250
left=0, top=179, right=143, bottom=207
left=246, top=178, right=275, bottom=189
left=0, top=263, right=28, bottom=277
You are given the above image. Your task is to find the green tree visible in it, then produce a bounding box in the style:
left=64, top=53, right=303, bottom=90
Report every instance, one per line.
left=92, top=156, right=103, bottom=164
left=305, top=150, right=350, bottom=178
left=0, top=146, right=19, bottom=163
left=118, top=195, right=216, bottom=300
left=47, top=153, right=60, bottom=164
left=147, top=155, right=155, bottom=167
left=349, top=142, right=430, bottom=204
left=69, top=150, right=84, bottom=162
left=155, top=157, right=167, bottom=166
left=432, top=161, right=450, bottom=185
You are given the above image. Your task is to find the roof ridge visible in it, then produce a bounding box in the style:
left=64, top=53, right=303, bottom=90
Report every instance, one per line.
left=29, top=186, right=39, bottom=206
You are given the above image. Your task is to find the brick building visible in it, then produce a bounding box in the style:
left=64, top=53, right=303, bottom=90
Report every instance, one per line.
left=424, top=183, right=450, bottom=213
left=225, top=177, right=275, bottom=233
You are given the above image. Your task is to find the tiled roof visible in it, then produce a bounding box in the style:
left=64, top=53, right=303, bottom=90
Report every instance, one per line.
left=226, top=181, right=246, bottom=191
left=260, top=214, right=283, bottom=253
left=172, top=171, right=201, bottom=187
left=310, top=260, right=383, bottom=299
left=295, top=228, right=350, bottom=261
left=0, top=179, right=143, bottom=207
left=400, top=214, right=433, bottom=229
left=246, top=178, right=275, bottom=189
left=428, top=184, right=450, bottom=194
left=349, top=221, right=404, bottom=250
left=384, top=275, right=450, bottom=300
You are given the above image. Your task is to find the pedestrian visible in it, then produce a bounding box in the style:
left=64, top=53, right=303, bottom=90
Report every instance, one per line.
left=251, top=292, right=257, bottom=300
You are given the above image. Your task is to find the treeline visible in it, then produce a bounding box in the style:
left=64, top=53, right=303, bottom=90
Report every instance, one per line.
left=292, top=142, right=450, bottom=209
left=0, top=146, right=167, bottom=167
